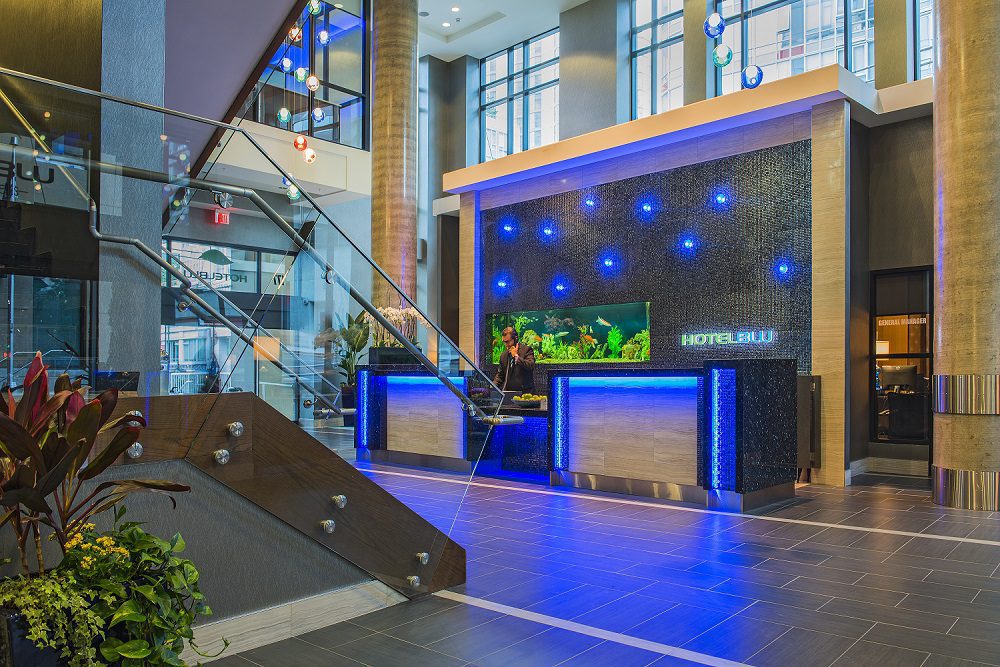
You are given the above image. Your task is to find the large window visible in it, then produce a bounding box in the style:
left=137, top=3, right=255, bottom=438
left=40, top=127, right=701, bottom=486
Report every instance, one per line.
left=243, top=0, right=367, bottom=150
left=715, top=0, right=874, bottom=96
left=480, top=30, right=560, bottom=162
left=870, top=269, right=932, bottom=445
left=915, top=0, right=934, bottom=79
left=631, top=0, right=684, bottom=119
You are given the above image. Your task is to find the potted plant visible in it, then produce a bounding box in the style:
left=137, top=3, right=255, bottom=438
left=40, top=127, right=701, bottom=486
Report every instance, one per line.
left=0, top=353, right=222, bottom=666
left=367, top=305, right=426, bottom=367
left=315, top=313, right=370, bottom=426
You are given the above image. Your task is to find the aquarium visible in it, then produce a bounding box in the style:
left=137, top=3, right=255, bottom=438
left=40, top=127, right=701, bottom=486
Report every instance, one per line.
left=488, top=302, right=651, bottom=364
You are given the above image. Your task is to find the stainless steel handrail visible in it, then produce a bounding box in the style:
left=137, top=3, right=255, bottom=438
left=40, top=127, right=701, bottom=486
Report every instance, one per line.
left=0, top=65, right=505, bottom=407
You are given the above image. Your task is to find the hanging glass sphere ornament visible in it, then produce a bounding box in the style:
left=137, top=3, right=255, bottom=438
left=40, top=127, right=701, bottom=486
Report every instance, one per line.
left=295, top=67, right=308, bottom=82
left=286, top=184, right=301, bottom=201
left=303, top=147, right=318, bottom=164
left=289, top=26, right=303, bottom=42
left=704, top=12, right=725, bottom=38
left=312, top=107, right=326, bottom=122
left=280, top=57, right=293, bottom=73
left=281, top=174, right=293, bottom=187
left=741, top=64, right=764, bottom=89
left=293, top=135, right=308, bottom=151
left=712, top=44, right=733, bottom=67
left=306, top=75, right=320, bottom=91
left=307, top=0, right=323, bottom=15
left=317, top=29, right=331, bottom=46
left=277, top=107, right=291, bottom=123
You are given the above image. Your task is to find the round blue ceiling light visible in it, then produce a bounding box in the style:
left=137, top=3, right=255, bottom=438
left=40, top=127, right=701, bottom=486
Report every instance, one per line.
left=741, top=65, right=764, bottom=89
left=704, top=12, right=726, bottom=39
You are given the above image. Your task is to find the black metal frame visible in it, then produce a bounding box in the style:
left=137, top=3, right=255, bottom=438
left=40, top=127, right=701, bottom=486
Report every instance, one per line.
left=479, top=28, right=560, bottom=161
left=629, top=0, right=684, bottom=119
left=868, top=266, right=933, bottom=453
left=912, top=0, right=934, bottom=81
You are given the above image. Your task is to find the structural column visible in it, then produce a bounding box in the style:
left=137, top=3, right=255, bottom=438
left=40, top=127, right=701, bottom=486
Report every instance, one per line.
left=371, top=0, right=418, bottom=305
left=932, top=0, right=1000, bottom=509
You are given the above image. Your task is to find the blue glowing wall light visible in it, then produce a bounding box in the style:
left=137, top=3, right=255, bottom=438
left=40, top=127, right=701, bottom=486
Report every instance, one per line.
left=774, top=258, right=794, bottom=281
left=598, top=249, right=622, bottom=276
left=635, top=195, right=660, bottom=222
left=493, top=272, right=513, bottom=295
left=677, top=234, right=699, bottom=255
left=581, top=193, right=600, bottom=212
left=550, top=377, right=569, bottom=470
left=538, top=219, right=558, bottom=242
left=710, top=188, right=732, bottom=209
left=708, top=367, right=737, bottom=491
left=551, top=276, right=571, bottom=297
left=498, top=215, right=518, bottom=239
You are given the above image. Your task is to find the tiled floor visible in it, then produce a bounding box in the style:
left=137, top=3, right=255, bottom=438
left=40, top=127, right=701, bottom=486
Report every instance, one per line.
left=217, top=468, right=1000, bottom=666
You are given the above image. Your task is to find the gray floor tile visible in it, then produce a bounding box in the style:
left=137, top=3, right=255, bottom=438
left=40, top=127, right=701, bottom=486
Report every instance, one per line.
left=382, top=603, right=501, bottom=645
left=627, top=603, right=731, bottom=646
left=783, top=575, right=907, bottom=606
left=896, top=536, right=960, bottom=560
left=949, top=617, right=1000, bottom=643
left=747, top=626, right=856, bottom=667
left=350, top=596, right=460, bottom=631
left=297, top=621, right=375, bottom=649
left=948, top=542, right=1000, bottom=566
left=483, top=573, right=585, bottom=607
left=804, top=527, right=866, bottom=547
left=739, top=600, right=874, bottom=638
left=753, top=557, right=864, bottom=584
left=240, top=638, right=365, bottom=667
left=526, top=583, right=628, bottom=619
left=426, top=614, right=550, bottom=662
left=861, top=623, right=1000, bottom=665
left=640, top=580, right=754, bottom=614
left=474, top=627, right=602, bottom=667
left=898, top=593, right=1000, bottom=625
left=335, top=632, right=464, bottom=667
left=856, top=572, right=979, bottom=602
left=711, top=579, right=833, bottom=610
left=923, top=655, right=997, bottom=667
left=207, top=656, right=258, bottom=667
left=883, top=552, right=997, bottom=577
left=830, top=640, right=928, bottom=667
left=688, top=561, right=795, bottom=588
left=681, top=614, right=789, bottom=662
left=819, top=596, right=957, bottom=633
left=554, top=640, right=662, bottom=667
left=569, top=592, right=678, bottom=633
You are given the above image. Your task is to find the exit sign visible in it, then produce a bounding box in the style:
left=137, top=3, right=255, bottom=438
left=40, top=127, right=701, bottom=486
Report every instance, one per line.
left=213, top=209, right=230, bottom=225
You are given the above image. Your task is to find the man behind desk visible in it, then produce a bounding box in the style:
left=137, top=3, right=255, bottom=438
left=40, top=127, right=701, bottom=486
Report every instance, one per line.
left=493, top=326, right=536, bottom=393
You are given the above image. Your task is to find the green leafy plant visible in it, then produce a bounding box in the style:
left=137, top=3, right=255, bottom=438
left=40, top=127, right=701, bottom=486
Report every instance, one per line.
left=315, top=313, right=370, bottom=387
left=606, top=326, right=623, bottom=358
left=490, top=320, right=505, bottom=365
left=0, top=571, right=106, bottom=667
left=0, top=352, right=190, bottom=575
left=65, top=507, right=225, bottom=666
left=512, top=315, right=530, bottom=337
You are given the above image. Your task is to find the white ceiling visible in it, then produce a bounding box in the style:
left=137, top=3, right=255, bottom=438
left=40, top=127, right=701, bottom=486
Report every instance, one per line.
left=417, top=0, right=588, bottom=62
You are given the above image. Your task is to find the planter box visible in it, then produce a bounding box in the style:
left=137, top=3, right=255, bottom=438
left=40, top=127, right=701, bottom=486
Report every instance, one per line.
left=367, top=347, right=422, bottom=368
left=0, top=609, right=123, bottom=667
left=341, top=385, right=356, bottom=427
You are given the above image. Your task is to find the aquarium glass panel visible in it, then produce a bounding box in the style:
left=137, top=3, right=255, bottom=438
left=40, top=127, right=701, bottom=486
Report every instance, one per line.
left=487, top=302, right=651, bottom=364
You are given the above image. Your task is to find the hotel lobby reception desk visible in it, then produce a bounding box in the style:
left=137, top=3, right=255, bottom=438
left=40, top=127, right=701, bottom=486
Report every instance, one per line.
left=357, top=359, right=798, bottom=511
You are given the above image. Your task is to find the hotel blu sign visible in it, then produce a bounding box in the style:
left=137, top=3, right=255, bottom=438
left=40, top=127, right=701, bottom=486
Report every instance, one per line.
left=681, top=330, right=775, bottom=346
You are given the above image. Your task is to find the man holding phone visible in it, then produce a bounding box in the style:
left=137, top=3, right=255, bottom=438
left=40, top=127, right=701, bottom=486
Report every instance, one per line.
left=493, top=326, right=536, bottom=392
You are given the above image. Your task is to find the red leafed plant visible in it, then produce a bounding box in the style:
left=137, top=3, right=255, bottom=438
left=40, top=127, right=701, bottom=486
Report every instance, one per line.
left=0, top=352, right=190, bottom=574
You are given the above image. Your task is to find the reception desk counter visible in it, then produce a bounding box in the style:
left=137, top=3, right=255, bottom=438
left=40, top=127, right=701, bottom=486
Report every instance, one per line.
left=357, top=360, right=798, bottom=511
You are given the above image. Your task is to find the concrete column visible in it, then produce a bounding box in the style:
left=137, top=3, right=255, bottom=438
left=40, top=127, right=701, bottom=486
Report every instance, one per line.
left=559, top=0, right=630, bottom=138
left=932, top=0, right=1000, bottom=509
left=873, top=0, right=914, bottom=89
left=683, top=0, right=713, bottom=104
left=371, top=0, right=418, bottom=305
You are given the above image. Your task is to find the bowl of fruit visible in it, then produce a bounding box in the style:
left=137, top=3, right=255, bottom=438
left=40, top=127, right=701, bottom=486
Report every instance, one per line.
left=511, top=393, right=543, bottom=408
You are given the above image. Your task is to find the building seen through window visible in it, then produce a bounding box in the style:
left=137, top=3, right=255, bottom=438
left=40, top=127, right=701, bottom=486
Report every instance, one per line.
left=631, top=0, right=684, bottom=119
left=715, top=0, right=875, bottom=96
left=915, top=0, right=934, bottom=79
left=241, top=0, right=367, bottom=150
left=480, top=29, right=560, bottom=162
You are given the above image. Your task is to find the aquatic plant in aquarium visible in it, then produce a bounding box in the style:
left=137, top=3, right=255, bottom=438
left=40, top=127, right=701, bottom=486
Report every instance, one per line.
left=488, top=302, right=651, bottom=364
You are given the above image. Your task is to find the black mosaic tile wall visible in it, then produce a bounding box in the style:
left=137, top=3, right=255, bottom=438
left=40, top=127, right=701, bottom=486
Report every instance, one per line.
left=480, top=140, right=812, bottom=383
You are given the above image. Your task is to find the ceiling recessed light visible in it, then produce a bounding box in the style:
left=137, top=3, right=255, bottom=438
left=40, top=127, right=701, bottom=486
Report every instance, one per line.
left=451, top=6, right=460, bottom=11
left=442, top=21, right=451, bottom=27
left=419, top=10, right=429, bottom=16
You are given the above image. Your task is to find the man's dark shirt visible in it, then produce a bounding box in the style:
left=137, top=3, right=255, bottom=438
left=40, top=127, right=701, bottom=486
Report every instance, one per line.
left=493, top=343, right=536, bottom=392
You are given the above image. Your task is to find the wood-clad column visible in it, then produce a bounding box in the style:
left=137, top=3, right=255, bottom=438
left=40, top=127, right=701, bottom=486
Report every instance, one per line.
left=683, top=0, right=713, bottom=105
left=811, top=99, right=851, bottom=488
left=371, top=0, right=418, bottom=305
left=873, top=0, right=914, bottom=89
left=458, top=190, right=480, bottom=368
left=932, top=0, right=1000, bottom=509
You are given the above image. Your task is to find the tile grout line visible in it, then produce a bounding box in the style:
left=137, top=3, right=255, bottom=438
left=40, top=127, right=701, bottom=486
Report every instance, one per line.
left=434, top=589, right=753, bottom=667
left=363, top=469, right=1000, bottom=547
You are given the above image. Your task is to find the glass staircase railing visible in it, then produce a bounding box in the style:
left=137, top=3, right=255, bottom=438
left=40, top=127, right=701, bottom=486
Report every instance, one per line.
left=0, top=65, right=515, bottom=558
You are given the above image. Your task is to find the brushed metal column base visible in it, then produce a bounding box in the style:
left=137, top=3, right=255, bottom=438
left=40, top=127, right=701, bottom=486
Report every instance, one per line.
left=369, top=449, right=474, bottom=473
left=706, top=483, right=796, bottom=512
left=932, top=465, right=1000, bottom=511
left=550, top=471, right=707, bottom=505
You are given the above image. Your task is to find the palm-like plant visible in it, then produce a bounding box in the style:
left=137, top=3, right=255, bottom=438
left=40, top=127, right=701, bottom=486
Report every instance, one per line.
left=0, top=353, right=189, bottom=574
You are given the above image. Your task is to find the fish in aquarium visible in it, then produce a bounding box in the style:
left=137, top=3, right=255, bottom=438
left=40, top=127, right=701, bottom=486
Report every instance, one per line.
left=595, top=316, right=611, bottom=327
left=544, top=315, right=574, bottom=331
